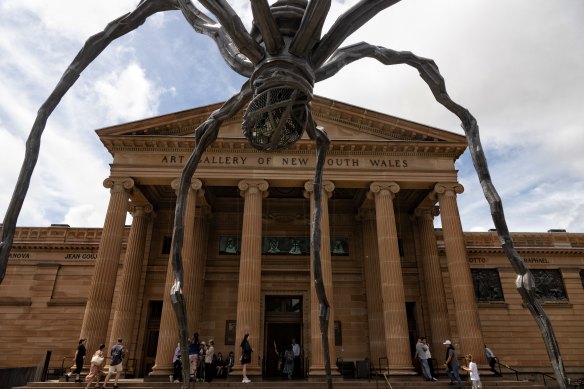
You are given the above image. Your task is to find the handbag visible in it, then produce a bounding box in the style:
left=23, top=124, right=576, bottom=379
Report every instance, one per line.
left=91, top=354, right=104, bottom=365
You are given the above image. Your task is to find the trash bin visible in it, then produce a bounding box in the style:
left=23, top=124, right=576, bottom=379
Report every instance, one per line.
left=356, top=359, right=370, bottom=379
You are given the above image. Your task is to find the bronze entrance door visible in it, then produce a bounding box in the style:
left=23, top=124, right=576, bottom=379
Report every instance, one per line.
left=263, top=295, right=303, bottom=378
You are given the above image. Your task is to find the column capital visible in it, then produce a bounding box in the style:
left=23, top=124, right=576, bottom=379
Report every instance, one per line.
left=103, top=177, right=134, bottom=193
left=433, top=182, right=464, bottom=198
left=414, top=206, right=440, bottom=220
left=368, top=181, right=400, bottom=199
left=238, top=179, right=269, bottom=197
left=303, top=180, right=335, bottom=199
left=128, top=202, right=154, bottom=218
left=171, top=177, right=203, bottom=195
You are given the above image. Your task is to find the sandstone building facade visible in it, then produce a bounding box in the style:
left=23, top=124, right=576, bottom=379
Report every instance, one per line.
left=1, top=97, right=583, bottom=379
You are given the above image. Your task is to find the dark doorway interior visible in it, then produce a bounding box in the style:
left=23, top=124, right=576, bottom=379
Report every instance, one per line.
left=141, top=300, right=162, bottom=377
left=263, top=295, right=303, bottom=378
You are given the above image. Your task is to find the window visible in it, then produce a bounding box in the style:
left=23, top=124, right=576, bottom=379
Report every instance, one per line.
left=532, top=269, right=568, bottom=302
left=471, top=269, right=504, bottom=302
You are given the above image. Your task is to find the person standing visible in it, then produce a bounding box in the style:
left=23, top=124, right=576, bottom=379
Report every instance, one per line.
left=463, top=354, right=482, bottom=389
left=484, top=344, right=502, bottom=376
left=204, top=339, right=215, bottom=382
left=291, top=338, right=301, bottom=378
left=103, top=338, right=126, bottom=389
left=283, top=346, right=295, bottom=379
left=188, top=333, right=201, bottom=381
left=443, top=340, right=463, bottom=389
left=172, top=342, right=182, bottom=383
left=240, top=332, right=253, bottom=383
left=422, top=337, right=437, bottom=380
left=72, top=338, right=87, bottom=383
left=415, top=337, right=435, bottom=381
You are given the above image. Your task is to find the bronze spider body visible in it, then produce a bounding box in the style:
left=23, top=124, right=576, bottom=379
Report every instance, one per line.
left=0, top=1, right=569, bottom=387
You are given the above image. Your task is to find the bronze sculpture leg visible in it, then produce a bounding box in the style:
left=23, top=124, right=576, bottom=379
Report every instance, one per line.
left=306, top=122, right=333, bottom=389
left=316, top=42, right=568, bottom=389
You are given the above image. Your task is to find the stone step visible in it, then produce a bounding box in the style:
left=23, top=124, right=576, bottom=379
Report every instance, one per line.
left=13, top=377, right=548, bottom=389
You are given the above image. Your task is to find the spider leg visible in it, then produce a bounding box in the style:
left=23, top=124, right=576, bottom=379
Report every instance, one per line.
left=170, top=81, right=253, bottom=386
left=0, top=0, right=187, bottom=284
left=289, top=0, right=331, bottom=57
left=180, top=0, right=265, bottom=64
left=251, top=0, right=284, bottom=55
left=306, top=120, right=333, bottom=389
left=316, top=42, right=569, bottom=389
left=178, top=1, right=254, bottom=76
left=312, top=0, right=402, bottom=68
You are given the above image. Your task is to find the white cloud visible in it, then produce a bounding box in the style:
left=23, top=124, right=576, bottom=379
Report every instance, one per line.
left=1, top=0, right=583, bottom=235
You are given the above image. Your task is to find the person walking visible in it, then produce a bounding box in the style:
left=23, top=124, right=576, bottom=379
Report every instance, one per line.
left=85, top=344, right=105, bottom=389
left=443, top=340, right=463, bottom=389
left=103, top=338, right=126, bottom=389
left=484, top=344, right=502, bottom=376
left=240, top=332, right=253, bottom=383
left=462, top=354, right=482, bottom=389
left=70, top=338, right=87, bottom=383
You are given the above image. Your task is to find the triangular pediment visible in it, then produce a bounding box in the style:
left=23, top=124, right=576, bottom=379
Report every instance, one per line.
left=97, top=95, right=467, bottom=157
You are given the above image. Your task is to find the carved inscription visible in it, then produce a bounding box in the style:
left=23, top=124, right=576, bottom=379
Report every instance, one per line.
left=161, top=154, right=409, bottom=169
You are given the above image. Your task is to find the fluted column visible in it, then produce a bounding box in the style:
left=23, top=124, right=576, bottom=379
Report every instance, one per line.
left=434, top=183, right=485, bottom=364
left=109, top=202, right=153, bottom=349
left=304, top=180, right=337, bottom=376
left=150, top=178, right=203, bottom=377
left=186, top=204, right=211, bottom=334
left=369, top=182, right=412, bottom=371
left=235, top=179, right=269, bottom=377
left=357, top=201, right=386, bottom=367
left=80, top=177, right=134, bottom=359
left=177, top=179, right=205, bottom=334
left=414, top=206, right=451, bottom=355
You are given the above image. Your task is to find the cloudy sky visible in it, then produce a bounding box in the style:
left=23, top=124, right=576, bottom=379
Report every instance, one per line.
left=1, top=0, right=583, bottom=233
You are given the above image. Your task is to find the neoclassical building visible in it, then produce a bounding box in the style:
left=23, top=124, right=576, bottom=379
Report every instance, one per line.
left=1, top=97, right=583, bottom=379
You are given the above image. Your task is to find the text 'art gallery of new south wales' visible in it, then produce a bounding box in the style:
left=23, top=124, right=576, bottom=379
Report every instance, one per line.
left=1, top=96, right=583, bottom=381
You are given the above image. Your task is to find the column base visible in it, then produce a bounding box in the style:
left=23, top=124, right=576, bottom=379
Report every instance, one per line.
left=147, top=364, right=174, bottom=379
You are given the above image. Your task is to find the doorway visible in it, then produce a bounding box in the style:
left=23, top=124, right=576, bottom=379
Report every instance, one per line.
left=263, top=295, right=303, bottom=378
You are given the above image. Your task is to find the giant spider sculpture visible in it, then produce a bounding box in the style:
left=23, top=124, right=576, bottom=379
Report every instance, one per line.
left=0, top=0, right=570, bottom=388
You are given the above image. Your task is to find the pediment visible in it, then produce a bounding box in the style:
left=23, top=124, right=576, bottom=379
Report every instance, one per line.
left=97, top=95, right=467, bottom=156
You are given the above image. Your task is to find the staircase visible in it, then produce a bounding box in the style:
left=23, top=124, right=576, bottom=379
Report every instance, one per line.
left=13, top=376, right=548, bottom=389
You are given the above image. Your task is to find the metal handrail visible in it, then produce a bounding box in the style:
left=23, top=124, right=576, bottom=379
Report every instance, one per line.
left=496, top=359, right=577, bottom=387
left=61, top=356, right=74, bottom=379
left=382, top=371, right=394, bottom=389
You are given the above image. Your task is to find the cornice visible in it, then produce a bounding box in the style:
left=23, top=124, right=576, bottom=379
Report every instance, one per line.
left=11, top=243, right=99, bottom=251
left=99, top=136, right=466, bottom=159
left=438, top=246, right=584, bottom=256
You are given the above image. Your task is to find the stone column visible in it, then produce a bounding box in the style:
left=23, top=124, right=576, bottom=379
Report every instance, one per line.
left=108, top=202, right=153, bottom=349
left=304, top=180, right=336, bottom=376
left=235, top=179, right=269, bottom=377
left=176, top=179, right=206, bottom=334
left=369, top=182, right=412, bottom=371
left=357, top=200, right=386, bottom=368
left=414, top=206, right=451, bottom=355
left=80, top=177, right=134, bottom=359
left=150, top=178, right=203, bottom=377
left=434, top=183, right=485, bottom=363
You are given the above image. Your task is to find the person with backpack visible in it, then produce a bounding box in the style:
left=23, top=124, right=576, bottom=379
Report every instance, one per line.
left=103, top=338, right=127, bottom=389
